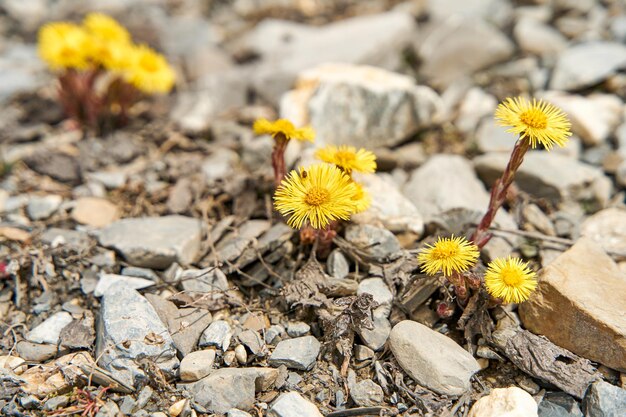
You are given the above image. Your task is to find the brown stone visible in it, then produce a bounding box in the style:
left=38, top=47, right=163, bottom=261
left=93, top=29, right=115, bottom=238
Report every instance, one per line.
left=71, top=197, right=119, bottom=228
left=519, top=238, right=626, bottom=372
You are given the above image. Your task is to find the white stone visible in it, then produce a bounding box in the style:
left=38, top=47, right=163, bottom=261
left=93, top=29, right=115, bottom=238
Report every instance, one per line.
left=514, top=18, right=567, bottom=56
left=26, top=195, right=62, bottom=220
left=390, top=320, right=480, bottom=396
left=468, top=387, right=538, bottom=417
left=269, top=336, right=320, bottom=371
left=455, top=88, right=497, bottom=134
left=268, top=392, right=323, bottom=417
left=26, top=312, right=73, bottom=345
left=94, top=273, right=154, bottom=297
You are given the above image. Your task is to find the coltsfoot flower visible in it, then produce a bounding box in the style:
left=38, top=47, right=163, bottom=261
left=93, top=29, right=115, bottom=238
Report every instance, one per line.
left=495, top=97, right=571, bottom=150
left=274, top=164, right=358, bottom=229
left=418, top=236, right=479, bottom=276
left=38, top=22, right=91, bottom=70
left=83, top=13, right=131, bottom=44
left=315, top=145, right=376, bottom=175
left=484, top=256, right=537, bottom=304
left=351, top=182, right=371, bottom=213
left=253, top=118, right=315, bottom=142
left=123, top=45, right=175, bottom=93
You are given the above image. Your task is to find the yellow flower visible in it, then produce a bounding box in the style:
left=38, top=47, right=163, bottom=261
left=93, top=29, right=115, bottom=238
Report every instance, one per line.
left=418, top=236, right=479, bottom=276
left=352, top=182, right=371, bottom=213
left=484, top=257, right=537, bottom=304
left=495, top=97, right=571, bottom=150
left=274, top=164, right=357, bottom=229
left=253, top=119, right=315, bottom=142
left=315, top=145, right=376, bottom=174
left=38, top=22, right=92, bottom=70
left=123, top=44, right=175, bottom=94
left=90, top=38, right=134, bottom=70
left=83, top=13, right=131, bottom=44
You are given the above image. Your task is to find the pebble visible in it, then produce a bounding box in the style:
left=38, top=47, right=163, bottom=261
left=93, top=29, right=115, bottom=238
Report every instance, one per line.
left=41, top=227, right=91, bottom=251
left=93, top=273, right=154, bottom=297
left=582, top=380, right=626, bottom=417
left=468, top=387, right=538, bottom=417
left=347, top=370, right=384, bottom=406
left=97, top=215, right=204, bottom=269
left=327, top=249, right=350, bottom=280
left=96, top=285, right=179, bottom=387
left=26, top=311, right=73, bottom=345
left=345, top=224, right=401, bottom=263
left=354, top=345, right=375, bottom=361
left=580, top=208, right=626, bottom=255
left=269, top=336, right=321, bottom=371
left=179, top=349, right=216, bottom=381
left=199, top=320, right=233, bottom=351
left=0, top=355, right=27, bottom=374
left=235, top=344, right=248, bottom=364
left=357, top=278, right=393, bottom=316
left=227, top=409, right=253, bottom=417
left=514, top=18, right=567, bottom=56
left=519, top=238, right=626, bottom=372
left=43, top=395, right=69, bottom=411
left=455, top=87, right=497, bottom=135
left=15, top=340, right=60, bottom=362
left=202, top=148, right=240, bottom=183
left=286, top=322, right=310, bottom=338
left=538, top=392, right=583, bottom=417
left=268, top=392, right=323, bottom=417
left=265, top=325, right=286, bottom=345
left=71, top=197, right=120, bottom=228
left=357, top=312, right=391, bottom=351
left=389, top=320, right=480, bottom=396
left=168, top=399, right=188, bottom=417
left=550, top=42, right=626, bottom=90
left=179, top=267, right=229, bottom=293
left=26, top=195, right=62, bottom=220
left=281, top=63, right=441, bottom=148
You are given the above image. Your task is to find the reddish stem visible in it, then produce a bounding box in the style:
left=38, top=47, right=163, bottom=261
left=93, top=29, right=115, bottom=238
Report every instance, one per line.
left=471, top=138, right=531, bottom=248
left=271, top=134, right=288, bottom=187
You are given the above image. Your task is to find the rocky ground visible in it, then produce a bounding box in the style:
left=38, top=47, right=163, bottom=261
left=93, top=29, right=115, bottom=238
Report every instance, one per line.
left=1, top=0, right=626, bottom=416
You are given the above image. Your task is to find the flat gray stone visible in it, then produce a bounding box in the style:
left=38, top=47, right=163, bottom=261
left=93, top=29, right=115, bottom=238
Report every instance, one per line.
left=582, top=380, right=626, bottom=417
left=41, top=228, right=91, bottom=251
left=26, top=195, right=62, bottom=220
left=180, top=267, right=229, bottom=293
left=97, top=215, right=204, bottom=269
left=26, top=312, right=73, bottom=345
left=286, top=322, right=310, bottom=338
left=345, top=224, right=401, bottom=263
left=269, top=336, right=320, bottom=371
left=550, top=42, right=626, bottom=91
left=93, top=274, right=154, bottom=297
left=347, top=370, right=384, bottom=406
left=96, top=285, right=179, bottom=388
left=390, top=320, right=480, bottom=396
left=179, top=349, right=216, bottom=382
left=268, top=392, right=323, bottom=417
left=539, top=392, right=583, bottom=417
left=199, top=320, right=232, bottom=351
left=357, top=311, right=391, bottom=351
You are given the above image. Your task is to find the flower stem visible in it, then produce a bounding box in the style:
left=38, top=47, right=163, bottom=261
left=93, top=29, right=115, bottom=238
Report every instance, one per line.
left=472, top=137, right=530, bottom=248
left=271, top=134, right=288, bottom=187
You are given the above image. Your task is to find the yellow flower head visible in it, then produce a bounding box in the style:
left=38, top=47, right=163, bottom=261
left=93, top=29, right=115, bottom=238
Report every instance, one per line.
left=38, top=22, right=92, bottom=70
left=123, top=44, right=175, bottom=94
left=274, top=163, right=358, bottom=229
left=315, top=145, right=377, bottom=175
left=83, top=13, right=131, bottom=44
left=484, top=257, right=537, bottom=304
left=253, top=118, right=315, bottom=142
left=352, top=182, right=371, bottom=213
left=418, top=235, right=479, bottom=276
left=495, top=97, right=571, bottom=150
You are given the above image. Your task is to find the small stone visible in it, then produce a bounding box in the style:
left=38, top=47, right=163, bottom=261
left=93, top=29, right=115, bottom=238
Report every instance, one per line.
left=120, top=396, right=136, bottom=415
left=286, top=322, right=310, bottom=338
left=265, top=325, right=286, bottom=345
left=97, top=215, right=204, bottom=269
left=199, top=320, right=233, bottom=351
left=357, top=278, right=393, bottom=316
left=345, top=224, right=401, bottom=263
left=202, top=148, right=240, bottom=183
left=227, top=409, right=253, bottom=417
left=26, top=195, right=62, bottom=220
left=516, top=375, right=540, bottom=395
left=238, top=329, right=265, bottom=356
left=550, top=42, right=626, bottom=90
left=357, top=312, right=391, bottom=351
left=538, top=392, right=583, bottom=417
left=327, top=249, right=350, bottom=279
left=15, top=340, right=60, bottom=362
left=235, top=344, right=248, bottom=364
left=468, top=387, right=538, bottom=417
left=0, top=355, right=27, bottom=374
left=121, top=267, right=159, bottom=281
left=223, top=350, right=236, bottom=366
left=580, top=208, right=626, bottom=255
left=43, top=395, right=69, bottom=411
left=354, top=345, right=375, bottom=361
left=179, top=349, right=216, bottom=382
left=93, top=274, right=154, bottom=297
left=390, top=320, right=480, bottom=396
left=41, top=228, right=91, bottom=251
left=26, top=311, right=73, bottom=345
left=519, top=238, right=626, bottom=372
left=269, top=336, right=321, bottom=371
left=168, top=399, right=189, bottom=417
left=456, top=87, right=497, bottom=135
left=347, top=371, right=384, bottom=406
left=523, top=204, right=556, bottom=237
left=514, top=18, right=567, bottom=56
left=582, top=380, right=626, bottom=417
left=95, top=400, right=120, bottom=417
left=71, top=197, right=120, bottom=228
left=243, top=312, right=270, bottom=332
left=180, top=267, right=229, bottom=294
left=268, top=392, right=323, bottom=417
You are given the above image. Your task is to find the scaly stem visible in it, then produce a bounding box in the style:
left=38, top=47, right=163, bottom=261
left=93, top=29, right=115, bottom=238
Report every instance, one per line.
left=472, top=138, right=530, bottom=248
left=271, top=134, right=288, bottom=187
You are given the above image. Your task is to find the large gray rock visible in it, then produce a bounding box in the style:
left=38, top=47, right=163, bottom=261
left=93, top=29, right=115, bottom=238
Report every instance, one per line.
left=183, top=367, right=278, bottom=414
left=268, top=392, right=323, bottom=417
left=550, top=42, right=626, bottom=90
left=269, top=336, right=320, bottom=371
left=97, top=216, right=204, bottom=269
left=280, top=63, right=441, bottom=148
left=389, top=320, right=480, bottom=396
left=418, top=18, right=514, bottom=87
left=474, top=151, right=611, bottom=208
left=96, top=285, right=179, bottom=388
left=582, top=381, right=626, bottom=417
left=239, top=12, right=416, bottom=103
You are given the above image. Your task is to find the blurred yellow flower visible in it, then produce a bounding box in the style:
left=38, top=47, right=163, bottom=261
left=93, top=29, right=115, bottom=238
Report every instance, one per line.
left=351, top=182, right=371, bottom=213
left=253, top=119, right=315, bottom=142
left=38, top=22, right=92, bottom=70
left=495, top=97, right=571, bottom=150
left=83, top=13, right=131, bottom=44
left=123, top=45, right=175, bottom=94
left=484, top=257, right=537, bottom=304
left=418, top=236, right=479, bottom=276
left=315, top=145, right=376, bottom=175
left=274, top=164, right=357, bottom=229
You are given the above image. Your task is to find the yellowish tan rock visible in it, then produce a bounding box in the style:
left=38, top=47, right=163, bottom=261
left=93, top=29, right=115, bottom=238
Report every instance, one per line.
left=71, top=197, right=120, bottom=228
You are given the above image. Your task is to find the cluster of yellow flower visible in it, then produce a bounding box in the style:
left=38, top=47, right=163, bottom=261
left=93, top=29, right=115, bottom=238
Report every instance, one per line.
left=38, top=13, right=175, bottom=94
left=253, top=118, right=376, bottom=230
